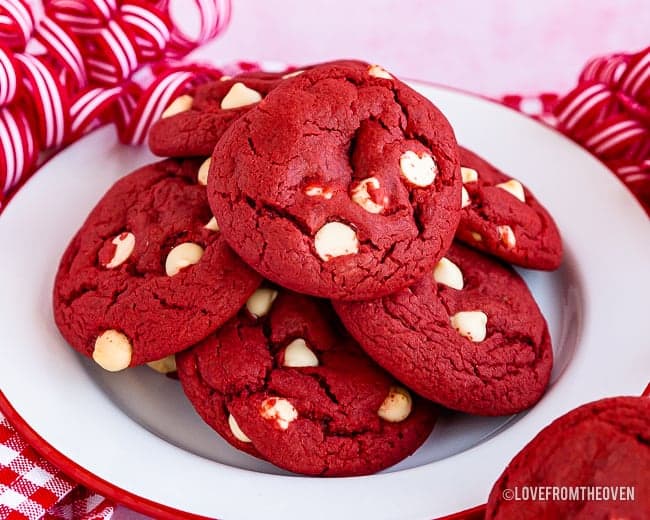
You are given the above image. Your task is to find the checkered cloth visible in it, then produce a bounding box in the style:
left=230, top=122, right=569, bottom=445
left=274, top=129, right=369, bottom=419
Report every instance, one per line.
left=0, top=418, right=113, bottom=520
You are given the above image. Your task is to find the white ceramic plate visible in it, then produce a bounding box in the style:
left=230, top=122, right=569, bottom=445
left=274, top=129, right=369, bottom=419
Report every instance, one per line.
left=1, top=83, right=649, bottom=520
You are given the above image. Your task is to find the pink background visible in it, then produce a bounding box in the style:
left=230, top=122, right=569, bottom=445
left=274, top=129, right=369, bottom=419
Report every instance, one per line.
left=196, top=0, right=650, bottom=96
left=118, top=1, right=648, bottom=518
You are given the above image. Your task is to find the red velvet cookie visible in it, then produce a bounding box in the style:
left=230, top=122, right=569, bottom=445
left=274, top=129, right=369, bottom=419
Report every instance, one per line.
left=176, top=289, right=437, bottom=476
left=148, top=60, right=368, bottom=158
left=457, top=146, right=562, bottom=270
left=148, top=71, right=284, bottom=158
left=53, top=159, right=262, bottom=371
left=207, top=62, right=461, bottom=300
left=487, top=396, right=650, bottom=519
left=334, top=243, right=553, bottom=416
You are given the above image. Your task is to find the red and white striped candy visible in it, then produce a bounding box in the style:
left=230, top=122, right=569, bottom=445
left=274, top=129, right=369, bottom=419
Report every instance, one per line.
left=85, top=19, right=140, bottom=84
left=0, top=0, right=234, bottom=204
left=554, top=83, right=614, bottom=134
left=15, top=52, right=69, bottom=148
left=619, top=48, right=650, bottom=100
left=0, top=104, right=37, bottom=194
left=0, top=44, right=20, bottom=105
left=34, top=16, right=87, bottom=90
left=161, top=0, right=232, bottom=58
left=69, top=85, right=123, bottom=139
left=582, top=115, right=648, bottom=159
left=554, top=46, right=650, bottom=209
left=579, top=53, right=628, bottom=86
left=121, top=0, right=171, bottom=61
left=0, top=0, right=36, bottom=51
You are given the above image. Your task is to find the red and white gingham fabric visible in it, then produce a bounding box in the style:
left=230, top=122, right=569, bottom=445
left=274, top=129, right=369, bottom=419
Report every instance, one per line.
left=0, top=4, right=648, bottom=516
left=0, top=416, right=112, bottom=519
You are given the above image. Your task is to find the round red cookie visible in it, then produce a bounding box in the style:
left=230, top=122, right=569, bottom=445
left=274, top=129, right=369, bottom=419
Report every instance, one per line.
left=207, top=62, right=461, bottom=300
left=334, top=243, right=553, bottom=416
left=148, top=71, right=284, bottom=158
left=53, top=159, right=262, bottom=370
left=457, top=146, right=563, bottom=270
left=486, top=396, right=650, bottom=519
left=176, top=289, right=437, bottom=476
left=148, top=60, right=369, bottom=158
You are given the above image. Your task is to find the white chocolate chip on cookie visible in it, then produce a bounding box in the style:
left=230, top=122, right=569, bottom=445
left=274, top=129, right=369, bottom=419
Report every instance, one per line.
left=496, top=179, right=525, bottom=202
left=378, top=386, right=412, bottom=422
left=461, top=167, right=478, bottom=183
left=497, top=225, right=516, bottom=249
left=283, top=338, right=319, bottom=367
left=245, top=288, right=278, bottom=318
left=470, top=231, right=482, bottom=242
left=304, top=185, right=334, bottom=200
left=450, top=311, right=488, bottom=342
left=351, top=177, right=384, bottom=214
left=260, top=397, right=298, bottom=430
left=228, top=414, right=252, bottom=443
left=204, top=217, right=220, bottom=231
left=220, top=82, right=262, bottom=109
left=146, top=355, right=177, bottom=374
left=368, top=64, right=393, bottom=79
left=282, top=69, right=304, bottom=79
left=93, top=330, right=132, bottom=371
left=314, top=222, right=359, bottom=261
left=198, top=158, right=211, bottom=186
left=104, top=232, right=135, bottom=269
left=165, top=242, right=204, bottom=276
left=399, top=150, right=437, bottom=187
left=461, top=186, right=470, bottom=208
left=161, top=94, right=193, bottom=119
left=433, top=257, right=464, bottom=290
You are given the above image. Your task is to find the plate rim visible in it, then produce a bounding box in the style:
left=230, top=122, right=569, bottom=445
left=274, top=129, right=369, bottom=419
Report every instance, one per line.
left=0, top=81, right=648, bottom=520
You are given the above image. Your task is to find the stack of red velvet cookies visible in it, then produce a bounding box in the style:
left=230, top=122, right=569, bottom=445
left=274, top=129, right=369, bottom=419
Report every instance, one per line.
left=53, top=60, right=563, bottom=477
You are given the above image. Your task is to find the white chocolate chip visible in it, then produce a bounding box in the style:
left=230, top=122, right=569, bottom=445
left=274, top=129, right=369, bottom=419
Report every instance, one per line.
left=304, top=185, right=334, bottom=200
left=378, top=386, right=412, bottom=422
left=93, top=330, right=132, bottom=372
left=314, top=222, right=359, bottom=261
left=104, top=232, right=135, bottom=269
left=461, top=186, right=471, bottom=208
left=368, top=64, right=393, bottom=79
left=204, top=217, right=220, bottom=231
left=461, top=167, right=478, bottom=183
left=470, top=231, right=482, bottom=242
left=161, top=94, right=193, bottom=119
left=497, top=225, right=516, bottom=249
left=433, top=257, right=464, bottom=290
left=282, top=69, right=304, bottom=79
left=260, top=397, right=298, bottom=430
left=220, top=82, right=262, bottom=109
left=351, top=177, right=384, bottom=213
left=219, top=75, right=232, bottom=81
left=399, top=150, right=437, bottom=187
left=245, top=288, right=278, bottom=318
left=146, top=355, right=177, bottom=374
left=228, top=414, right=252, bottom=443
left=450, top=311, right=488, bottom=342
left=496, top=179, right=526, bottom=202
left=198, top=158, right=211, bottom=186
left=165, top=242, right=204, bottom=276
left=283, top=338, right=319, bottom=367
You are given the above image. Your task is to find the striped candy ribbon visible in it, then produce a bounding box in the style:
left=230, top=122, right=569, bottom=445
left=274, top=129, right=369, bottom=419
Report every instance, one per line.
left=0, top=0, right=232, bottom=209
left=554, top=46, right=650, bottom=209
